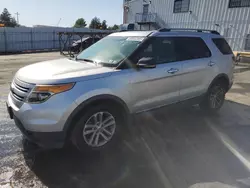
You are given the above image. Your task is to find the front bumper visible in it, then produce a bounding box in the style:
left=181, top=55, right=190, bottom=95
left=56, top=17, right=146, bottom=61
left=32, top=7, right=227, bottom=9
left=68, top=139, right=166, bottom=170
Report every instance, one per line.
left=7, top=91, right=77, bottom=148
left=13, top=115, right=65, bottom=148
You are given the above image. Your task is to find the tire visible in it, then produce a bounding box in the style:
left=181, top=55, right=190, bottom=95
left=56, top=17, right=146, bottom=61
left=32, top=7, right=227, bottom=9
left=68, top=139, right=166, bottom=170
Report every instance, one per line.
left=200, top=82, right=226, bottom=113
left=71, top=104, right=125, bottom=152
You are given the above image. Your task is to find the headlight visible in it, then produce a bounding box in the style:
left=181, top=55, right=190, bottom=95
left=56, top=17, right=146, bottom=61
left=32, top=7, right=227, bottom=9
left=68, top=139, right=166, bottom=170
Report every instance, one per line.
left=26, top=83, right=75, bottom=103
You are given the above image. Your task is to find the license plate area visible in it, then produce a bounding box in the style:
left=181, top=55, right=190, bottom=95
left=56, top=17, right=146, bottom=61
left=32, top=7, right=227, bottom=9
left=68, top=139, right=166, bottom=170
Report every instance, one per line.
left=6, top=102, right=13, bottom=119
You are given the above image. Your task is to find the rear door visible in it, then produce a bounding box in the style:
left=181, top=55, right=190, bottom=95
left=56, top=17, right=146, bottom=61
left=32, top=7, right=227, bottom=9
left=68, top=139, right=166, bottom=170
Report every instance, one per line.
left=175, top=37, right=213, bottom=101
left=211, top=38, right=234, bottom=84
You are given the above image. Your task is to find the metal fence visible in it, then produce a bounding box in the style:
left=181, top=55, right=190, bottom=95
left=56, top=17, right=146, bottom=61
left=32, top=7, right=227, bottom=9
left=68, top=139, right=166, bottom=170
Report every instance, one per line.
left=0, top=27, right=110, bottom=53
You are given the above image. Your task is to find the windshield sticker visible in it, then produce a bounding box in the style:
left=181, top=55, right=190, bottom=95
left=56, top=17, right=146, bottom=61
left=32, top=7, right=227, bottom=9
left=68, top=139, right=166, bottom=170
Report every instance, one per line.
left=109, top=60, right=117, bottom=64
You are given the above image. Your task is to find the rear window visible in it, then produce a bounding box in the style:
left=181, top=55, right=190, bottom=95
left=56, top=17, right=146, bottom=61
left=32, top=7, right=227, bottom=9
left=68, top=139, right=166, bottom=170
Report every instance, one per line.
left=212, top=38, right=233, bottom=55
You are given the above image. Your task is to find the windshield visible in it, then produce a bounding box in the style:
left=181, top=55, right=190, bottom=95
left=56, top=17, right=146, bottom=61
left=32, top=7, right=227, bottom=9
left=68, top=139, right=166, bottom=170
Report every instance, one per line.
left=76, top=36, right=144, bottom=66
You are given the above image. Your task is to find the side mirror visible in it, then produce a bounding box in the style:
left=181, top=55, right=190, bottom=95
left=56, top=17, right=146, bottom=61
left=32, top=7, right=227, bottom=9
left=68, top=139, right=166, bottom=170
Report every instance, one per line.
left=137, top=57, right=156, bottom=69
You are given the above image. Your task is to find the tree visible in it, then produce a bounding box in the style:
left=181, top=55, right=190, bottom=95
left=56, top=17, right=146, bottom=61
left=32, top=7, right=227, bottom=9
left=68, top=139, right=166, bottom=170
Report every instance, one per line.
left=101, top=20, right=107, bottom=30
left=108, top=24, right=119, bottom=30
left=74, top=18, right=87, bottom=28
left=112, top=24, right=119, bottom=30
left=0, top=8, right=19, bottom=27
left=89, top=17, right=101, bottom=29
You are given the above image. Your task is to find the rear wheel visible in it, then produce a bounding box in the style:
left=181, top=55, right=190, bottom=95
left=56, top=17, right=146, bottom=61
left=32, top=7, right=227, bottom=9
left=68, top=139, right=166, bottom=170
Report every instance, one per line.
left=200, top=82, right=226, bottom=113
left=71, top=104, right=124, bottom=152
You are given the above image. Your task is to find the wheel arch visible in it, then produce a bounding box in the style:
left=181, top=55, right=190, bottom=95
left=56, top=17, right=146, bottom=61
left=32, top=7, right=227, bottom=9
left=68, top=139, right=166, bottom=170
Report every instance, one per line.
left=208, top=73, right=230, bottom=92
left=63, top=94, right=131, bottom=140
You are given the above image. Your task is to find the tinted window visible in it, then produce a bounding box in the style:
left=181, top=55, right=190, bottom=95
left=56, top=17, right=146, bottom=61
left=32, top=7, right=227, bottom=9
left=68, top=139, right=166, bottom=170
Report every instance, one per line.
left=229, top=0, right=250, bottom=8
left=143, top=4, right=149, bottom=14
left=175, top=37, right=211, bottom=61
left=134, top=37, right=176, bottom=65
left=127, top=24, right=135, bottom=30
left=173, top=0, right=190, bottom=13
left=212, top=38, right=233, bottom=55
left=153, top=38, right=177, bottom=64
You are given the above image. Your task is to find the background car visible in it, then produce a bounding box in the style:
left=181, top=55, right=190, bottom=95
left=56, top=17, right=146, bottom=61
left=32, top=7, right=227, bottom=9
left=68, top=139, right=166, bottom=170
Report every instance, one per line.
left=70, top=37, right=100, bottom=53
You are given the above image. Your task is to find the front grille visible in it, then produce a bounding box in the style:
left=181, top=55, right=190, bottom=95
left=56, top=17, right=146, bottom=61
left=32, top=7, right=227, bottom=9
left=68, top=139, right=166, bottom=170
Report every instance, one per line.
left=10, top=78, right=34, bottom=108
left=12, top=92, right=24, bottom=101
left=13, top=81, right=29, bottom=92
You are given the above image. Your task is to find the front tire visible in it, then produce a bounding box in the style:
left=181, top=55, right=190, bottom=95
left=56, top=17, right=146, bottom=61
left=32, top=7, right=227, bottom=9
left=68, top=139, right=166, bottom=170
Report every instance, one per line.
left=200, top=82, right=226, bottom=113
left=71, top=104, right=124, bottom=152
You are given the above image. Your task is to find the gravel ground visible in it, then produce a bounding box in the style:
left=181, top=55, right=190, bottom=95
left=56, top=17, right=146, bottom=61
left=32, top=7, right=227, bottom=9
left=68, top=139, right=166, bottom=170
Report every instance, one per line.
left=1, top=53, right=250, bottom=188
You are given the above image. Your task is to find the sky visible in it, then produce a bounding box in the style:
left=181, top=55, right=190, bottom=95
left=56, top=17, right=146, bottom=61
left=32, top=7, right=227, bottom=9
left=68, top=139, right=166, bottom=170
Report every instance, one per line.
left=1, top=0, right=123, bottom=27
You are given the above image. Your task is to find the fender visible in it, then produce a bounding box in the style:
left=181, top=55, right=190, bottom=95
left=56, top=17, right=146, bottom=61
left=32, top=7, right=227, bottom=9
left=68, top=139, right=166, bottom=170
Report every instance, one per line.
left=63, top=94, right=130, bottom=134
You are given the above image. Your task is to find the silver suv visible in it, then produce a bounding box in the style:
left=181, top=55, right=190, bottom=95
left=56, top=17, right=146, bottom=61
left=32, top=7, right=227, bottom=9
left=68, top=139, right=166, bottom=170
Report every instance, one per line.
left=6, top=28, right=234, bottom=151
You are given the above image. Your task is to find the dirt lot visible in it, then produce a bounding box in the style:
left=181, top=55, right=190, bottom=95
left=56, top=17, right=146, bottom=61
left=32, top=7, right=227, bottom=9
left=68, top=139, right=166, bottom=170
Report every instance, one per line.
left=1, top=52, right=250, bottom=188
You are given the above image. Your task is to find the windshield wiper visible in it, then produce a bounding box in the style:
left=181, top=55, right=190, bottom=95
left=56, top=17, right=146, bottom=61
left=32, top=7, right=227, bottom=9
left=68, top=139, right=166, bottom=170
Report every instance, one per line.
left=98, top=62, right=117, bottom=67
left=76, top=58, right=97, bottom=65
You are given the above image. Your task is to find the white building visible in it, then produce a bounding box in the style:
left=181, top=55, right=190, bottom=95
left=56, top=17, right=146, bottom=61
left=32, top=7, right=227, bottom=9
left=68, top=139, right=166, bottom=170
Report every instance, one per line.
left=123, top=0, right=250, bottom=51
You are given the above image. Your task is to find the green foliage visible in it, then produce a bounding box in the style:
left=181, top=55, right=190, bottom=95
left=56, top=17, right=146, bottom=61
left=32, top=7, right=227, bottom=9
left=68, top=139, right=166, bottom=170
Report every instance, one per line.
left=74, top=18, right=87, bottom=28
left=101, top=20, right=107, bottom=30
left=112, top=24, right=119, bottom=30
left=89, top=17, right=102, bottom=29
left=108, top=24, right=119, bottom=30
left=0, top=8, right=19, bottom=27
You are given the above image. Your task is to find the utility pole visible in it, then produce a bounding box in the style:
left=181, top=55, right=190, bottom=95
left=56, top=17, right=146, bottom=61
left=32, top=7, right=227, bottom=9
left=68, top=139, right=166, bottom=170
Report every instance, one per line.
left=56, top=18, right=61, bottom=27
left=15, top=12, right=20, bottom=24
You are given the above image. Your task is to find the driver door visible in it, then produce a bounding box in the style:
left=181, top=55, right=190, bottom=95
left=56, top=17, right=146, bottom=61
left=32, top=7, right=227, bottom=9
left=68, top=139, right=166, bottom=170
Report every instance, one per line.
left=128, top=37, right=182, bottom=113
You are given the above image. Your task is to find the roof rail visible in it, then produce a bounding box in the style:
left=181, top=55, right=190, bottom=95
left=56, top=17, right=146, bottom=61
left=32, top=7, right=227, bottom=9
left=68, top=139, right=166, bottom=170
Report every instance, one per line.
left=158, top=28, right=220, bottom=35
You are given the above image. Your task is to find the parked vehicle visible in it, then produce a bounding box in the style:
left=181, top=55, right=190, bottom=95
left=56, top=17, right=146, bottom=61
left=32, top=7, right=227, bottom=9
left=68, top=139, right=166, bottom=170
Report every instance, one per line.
left=6, top=28, right=234, bottom=152
left=70, top=37, right=100, bottom=53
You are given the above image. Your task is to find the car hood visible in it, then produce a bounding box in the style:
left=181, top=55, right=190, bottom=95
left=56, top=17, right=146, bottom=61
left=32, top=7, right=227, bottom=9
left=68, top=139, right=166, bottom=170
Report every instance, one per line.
left=16, top=58, right=115, bottom=84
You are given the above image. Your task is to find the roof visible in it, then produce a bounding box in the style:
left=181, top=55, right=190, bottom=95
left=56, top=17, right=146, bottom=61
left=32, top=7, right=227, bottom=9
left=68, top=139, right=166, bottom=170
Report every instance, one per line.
left=109, top=29, right=222, bottom=38
left=152, top=31, right=222, bottom=38
left=110, top=30, right=154, bottom=37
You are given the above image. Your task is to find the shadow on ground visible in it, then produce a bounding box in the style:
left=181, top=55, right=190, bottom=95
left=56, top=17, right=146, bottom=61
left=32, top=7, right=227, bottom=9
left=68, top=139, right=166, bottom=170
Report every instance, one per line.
left=22, top=101, right=250, bottom=188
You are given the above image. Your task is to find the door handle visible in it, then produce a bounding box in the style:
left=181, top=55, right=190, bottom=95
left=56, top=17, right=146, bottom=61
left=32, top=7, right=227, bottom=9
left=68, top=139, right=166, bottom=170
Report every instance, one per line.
left=208, top=61, right=216, bottom=67
left=167, top=68, right=179, bottom=74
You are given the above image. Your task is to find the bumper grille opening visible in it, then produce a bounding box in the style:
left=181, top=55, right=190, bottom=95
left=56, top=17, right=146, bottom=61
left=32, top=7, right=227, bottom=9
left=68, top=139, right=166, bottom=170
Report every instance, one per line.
left=11, top=91, right=24, bottom=101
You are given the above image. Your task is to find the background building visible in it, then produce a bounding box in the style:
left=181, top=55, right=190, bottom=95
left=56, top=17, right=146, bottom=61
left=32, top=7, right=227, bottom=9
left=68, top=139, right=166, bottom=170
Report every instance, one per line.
left=123, top=0, right=250, bottom=51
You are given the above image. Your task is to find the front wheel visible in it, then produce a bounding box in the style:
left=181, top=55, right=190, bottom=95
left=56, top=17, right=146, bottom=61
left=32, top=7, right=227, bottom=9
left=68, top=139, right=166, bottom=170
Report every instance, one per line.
left=200, top=83, right=226, bottom=113
left=71, top=104, right=124, bottom=152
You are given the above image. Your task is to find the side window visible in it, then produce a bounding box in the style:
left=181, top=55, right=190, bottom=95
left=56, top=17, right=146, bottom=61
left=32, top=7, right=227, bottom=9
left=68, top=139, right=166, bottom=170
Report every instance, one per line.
left=153, top=38, right=176, bottom=64
left=212, top=38, right=233, bottom=55
left=134, top=42, right=153, bottom=63
left=134, top=37, right=176, bottom=65
left=175, top=37, right=211, bottom=61
left=173, top=0, right=190, bottom=13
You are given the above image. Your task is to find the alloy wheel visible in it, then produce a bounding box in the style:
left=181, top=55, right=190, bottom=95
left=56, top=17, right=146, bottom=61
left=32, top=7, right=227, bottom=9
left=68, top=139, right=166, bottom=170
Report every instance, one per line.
left=209, top=87, right=225, bottom=109
left=83, top=111, right=116, bottom=147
